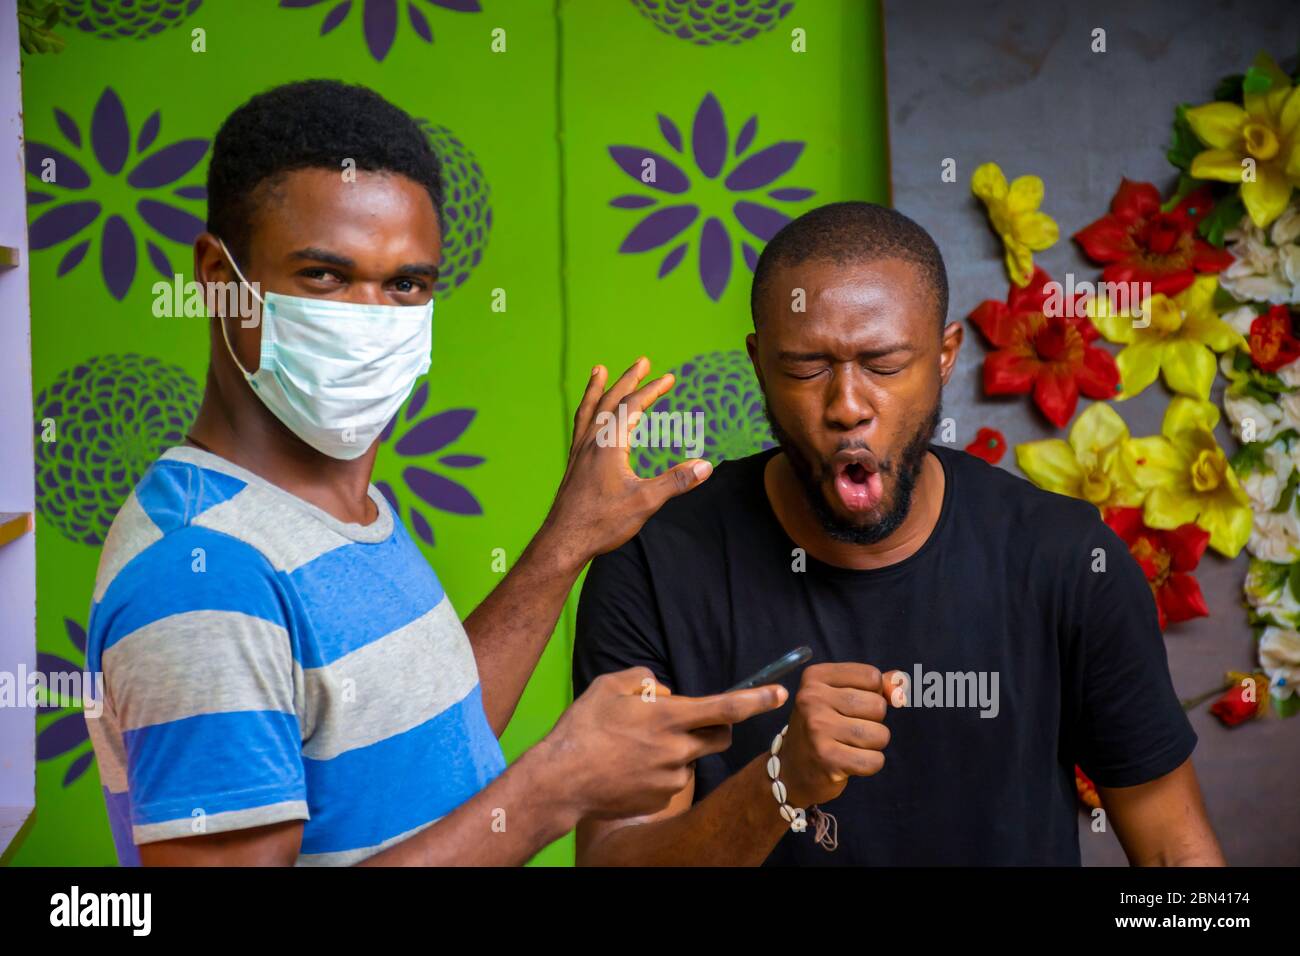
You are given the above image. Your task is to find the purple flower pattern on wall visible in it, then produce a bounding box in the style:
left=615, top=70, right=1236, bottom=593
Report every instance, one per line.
left=609, top=92, right=815, bottom=301
left=280, top=0, right=482, bottom=62
left=374, top=380, right=485, bottom=547
left=26, top=88, right=209, bottom=301
left=630, top=0, right=794, bottom=46
left=35, top=617, right=97, bottom=789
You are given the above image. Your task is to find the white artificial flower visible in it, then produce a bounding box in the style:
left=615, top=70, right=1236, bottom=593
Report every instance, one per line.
left=1272, top=204, right=1300, bottom=246
left=1258, top=626, right=1300, bottom=699
left=1279, top=359, right=1300, bottom=388
left=1222, top=304, right=1259, bottom=338
left=1221, top=205, right=1300, bottom=305
left=1225, top=390, right=1284, bottom=443
left=1243, top=466, right=1284, bottom=511
left=1245, top=560, right=1300, bottom=615
left=1249, top=507, right=1300, bottom=563
left=1280, top=390, right=1300, bottom=432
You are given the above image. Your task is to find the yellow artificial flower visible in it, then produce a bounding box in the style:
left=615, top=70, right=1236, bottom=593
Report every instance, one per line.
left=1086, top=275, right=1244, bottom=400
left=1124, top=397, right=1252, bottom=557
left=971, top=162, right=1059, bottom=287
left=1185, top=56, right=1300, bottom=228
left=1015, top=402, right=1144, bottom=510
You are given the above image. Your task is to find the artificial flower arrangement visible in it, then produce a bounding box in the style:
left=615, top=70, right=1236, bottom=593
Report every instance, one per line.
left=967, top=52, right=1300, bottom=746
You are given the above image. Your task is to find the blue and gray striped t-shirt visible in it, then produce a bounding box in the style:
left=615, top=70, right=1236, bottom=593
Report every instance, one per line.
left=84, top=446, right=506, bottom=865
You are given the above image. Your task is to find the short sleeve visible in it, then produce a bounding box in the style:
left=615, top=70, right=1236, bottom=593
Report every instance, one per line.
left=91, top=527, right=309, bottom=845
left=573, top=540, right=673, bottom=697
left=1070, top=519, right=1198, bottom=788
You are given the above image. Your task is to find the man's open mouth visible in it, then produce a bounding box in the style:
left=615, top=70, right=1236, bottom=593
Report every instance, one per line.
left=831, top=450, right=884, bottom=514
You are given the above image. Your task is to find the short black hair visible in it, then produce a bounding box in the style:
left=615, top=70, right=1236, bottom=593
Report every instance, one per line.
left=750, top=201, right=949, bottom=330
left=206, top=79, right=442, bottom=260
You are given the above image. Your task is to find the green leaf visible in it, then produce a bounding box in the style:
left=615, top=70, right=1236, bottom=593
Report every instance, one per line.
left=1275, top=469, right=1300, bottom=514
left=1274, top=693, right=1300, bottom=718
left=1198, top=194, right=1246, bottom=247
left=1167, top=105, right=1202, bottom=172
left=1213, top=73, right=1245, bottom=103
left=1212, top=283, right=1247, bottom=312
left=1288, top=562, right=1300, bottom=602
left=1232, top=440, right=1269, bottom=475
left=1242, top=65, right=1275, bottom=95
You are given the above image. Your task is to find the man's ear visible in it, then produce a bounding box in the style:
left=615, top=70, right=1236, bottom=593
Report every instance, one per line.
left=746, top=331, right=765, bottom=391
left=938, top=321, right=963, bottom=386
left=193, top=233, right=234, bottom=299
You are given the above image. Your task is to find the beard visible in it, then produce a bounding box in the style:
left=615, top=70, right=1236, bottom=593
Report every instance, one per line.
left=765, top=396, right=942, bottom=546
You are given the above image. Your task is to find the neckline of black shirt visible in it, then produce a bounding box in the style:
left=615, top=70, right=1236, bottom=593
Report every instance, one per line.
left=743, top=443, right=957, bottom=581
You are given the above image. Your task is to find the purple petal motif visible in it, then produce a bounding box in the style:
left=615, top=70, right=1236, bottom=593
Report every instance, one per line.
left=91, top=89, right=130, bottom=176
left=64, top=750, right=95, bottom=787
left=658, top=114, right=683, bottom=152
left=376, top=480, right=399, bottom=512
left=280, top=0, right=331, bottom=6
left=692, top=93, right=728, bottom=179
left=36, top=711, right=88, bottom=760
left=439, top=454, right=484, bottom=467
left=404, top=466, right=482, bottom=515
left=724, top=142, right=804, bottom=191
left=743, top=242, right=760, bottom=272
left=410, top=508, right=435, bottom=545
left=406, top=380, right=429, bottom=421
left=426, top=0, right=482, bottom=10
left=147, top=241, right=173, bottom=279
left=65, top=618, right=87, bottom=654
left=620, top=205, right=699, bottom=253
left=26, top=144, right=91, bottom=190
left=659, top=243, right=688, bottom=278
left=128, top=140, right=209, bottom=189
left=610, top=195, right=657, bottom=209
left=408, top=3, right=433, bottom=41
left=54, top=109, right=81, bottom=148
left=735, top=116, right=757, bottom=156
left=321, top=1, right=352, bottom=33
left=29, top=202, right=100, bottom=250
left=394, top=408, right=475, bottom=455
left=101, top=215, right=137, bottom=301
left=174, top=185, right=208, bottom=200
left=769, top=187, right=815, bottom=201
left=28, top=191, right=55, bottom=205
left=363, top=0, right=399, bottom=60
left=58, top=240, right=91, bottom=277
left=698, top=217, right=732, bottom=302
left=137, top=199, right=205, bottom=244
left=734, top=201, right=790, bottom=241
left=136, top=111, right=161, bottom=154
left=608, top=147, right=690, bottom=194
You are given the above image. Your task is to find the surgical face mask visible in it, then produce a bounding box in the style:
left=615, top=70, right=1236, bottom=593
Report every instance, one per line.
left=216, top=238, right=433, bottom=460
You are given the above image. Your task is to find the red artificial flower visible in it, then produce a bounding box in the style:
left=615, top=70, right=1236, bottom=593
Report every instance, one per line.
left=1104, top=507, right=1210, bottom=630
left=1073, top=179, right=1234, bottom=298
left=1248, top=305, right=1300, bottom=373
left=964, top=427, right=1007, bottom=464
left=969, top=268, right=1120, bottom=428
left=1209, top=683, right=1260, bottom=727
left=1074, top=765, right=1101, bottom=810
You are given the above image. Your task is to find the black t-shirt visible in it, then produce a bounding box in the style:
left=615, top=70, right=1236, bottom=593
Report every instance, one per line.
left=573, top=444, right=1197, bottom=865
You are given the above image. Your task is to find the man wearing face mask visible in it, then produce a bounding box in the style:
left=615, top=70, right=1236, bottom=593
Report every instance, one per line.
left=82, top=79, right=786, bottom=866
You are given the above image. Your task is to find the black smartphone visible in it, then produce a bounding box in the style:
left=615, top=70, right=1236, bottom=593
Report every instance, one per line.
left=725, top=646, right=813, bottom=692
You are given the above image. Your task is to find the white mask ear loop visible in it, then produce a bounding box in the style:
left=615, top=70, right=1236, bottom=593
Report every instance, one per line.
left=215, top=237, right=266, bottom=378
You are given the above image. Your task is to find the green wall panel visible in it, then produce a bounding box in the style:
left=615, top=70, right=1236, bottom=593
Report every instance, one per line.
left=14, top=0, right=887, bottom=867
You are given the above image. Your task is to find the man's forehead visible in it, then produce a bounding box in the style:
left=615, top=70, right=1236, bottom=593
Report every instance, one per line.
left=761, top=257, right=936, bottom=335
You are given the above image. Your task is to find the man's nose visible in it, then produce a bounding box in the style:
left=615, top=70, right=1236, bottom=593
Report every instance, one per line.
left=824, top=366, right=875, bottom=431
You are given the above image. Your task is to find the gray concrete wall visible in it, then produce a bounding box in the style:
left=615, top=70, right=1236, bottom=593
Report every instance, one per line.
left=883, top=0, right=1300, bottom=865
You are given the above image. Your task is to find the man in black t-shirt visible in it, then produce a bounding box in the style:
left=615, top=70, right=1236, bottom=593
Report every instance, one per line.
left=573, top=201, right=1223, bottom=866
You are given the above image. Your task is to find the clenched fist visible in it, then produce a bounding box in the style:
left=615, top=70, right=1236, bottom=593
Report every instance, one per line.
left=777, top=663, right=903, bottom=808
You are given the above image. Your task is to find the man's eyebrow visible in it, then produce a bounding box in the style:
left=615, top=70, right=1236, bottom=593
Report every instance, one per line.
left=777, top=344, right=917, bottom=362
left=289, top=247, right=355, bottom=268
left=394, top=262, right=440, bottom=278
left=289, top=248, right=440, bottom=278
